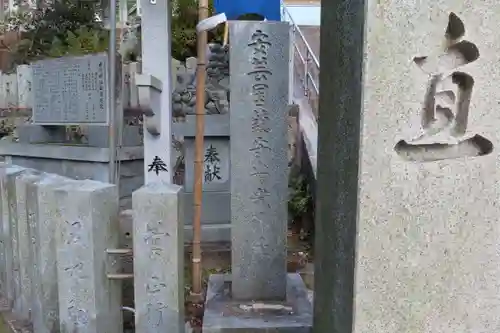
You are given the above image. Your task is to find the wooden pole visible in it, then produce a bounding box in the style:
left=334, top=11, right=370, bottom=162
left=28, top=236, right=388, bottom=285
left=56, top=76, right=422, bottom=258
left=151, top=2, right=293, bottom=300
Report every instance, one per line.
left=223, top=22, right=229, bottom=46
left=192, top=0, right=209, bottom=300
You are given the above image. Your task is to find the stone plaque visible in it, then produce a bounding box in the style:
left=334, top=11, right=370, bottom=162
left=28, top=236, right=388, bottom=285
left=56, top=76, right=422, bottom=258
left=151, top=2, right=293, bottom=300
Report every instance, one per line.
left=229, top=21, right=290, bottom=301
left=32, top=54, right=109, bottom=124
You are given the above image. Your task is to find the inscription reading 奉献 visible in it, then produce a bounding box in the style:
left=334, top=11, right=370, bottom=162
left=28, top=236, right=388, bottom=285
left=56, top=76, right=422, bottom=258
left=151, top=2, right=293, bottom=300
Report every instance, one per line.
left=204, top=144, right=222, bottom=182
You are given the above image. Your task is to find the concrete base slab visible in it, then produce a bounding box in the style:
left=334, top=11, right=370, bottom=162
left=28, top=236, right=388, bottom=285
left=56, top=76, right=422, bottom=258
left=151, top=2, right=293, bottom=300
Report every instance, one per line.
left=202, top=273, right=312, bottom=333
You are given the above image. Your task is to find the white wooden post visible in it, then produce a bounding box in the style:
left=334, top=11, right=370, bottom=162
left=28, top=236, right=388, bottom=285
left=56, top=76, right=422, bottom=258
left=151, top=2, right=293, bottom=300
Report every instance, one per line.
left=139, top=0, right=173, bottom=183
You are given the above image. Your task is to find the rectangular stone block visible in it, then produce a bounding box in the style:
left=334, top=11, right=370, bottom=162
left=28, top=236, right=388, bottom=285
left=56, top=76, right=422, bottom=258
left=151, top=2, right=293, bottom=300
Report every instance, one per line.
left=177, top=114, right=230, bottom=137
left=15, top=170, right=43, bottom=320
left=16, top=125, right=66, bottom=144
left=133, top=182, right=184, bottom=333
left=86, top=125, right=142, bottom=147
left=314, top=2, right=500, bottom=333
left=203, top=273, right=312, bottom=333
left=30, top=174, right=71, bottom=333
left=229, top=21, right=290, bottom=301
left=55, top=180, right=121, bottom=333
left=0, top=165, right=26, bottom=307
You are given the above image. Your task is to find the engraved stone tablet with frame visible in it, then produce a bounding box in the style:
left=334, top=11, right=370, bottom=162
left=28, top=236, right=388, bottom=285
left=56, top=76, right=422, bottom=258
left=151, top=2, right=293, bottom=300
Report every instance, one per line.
left=32, top=53, right=109, bottom=125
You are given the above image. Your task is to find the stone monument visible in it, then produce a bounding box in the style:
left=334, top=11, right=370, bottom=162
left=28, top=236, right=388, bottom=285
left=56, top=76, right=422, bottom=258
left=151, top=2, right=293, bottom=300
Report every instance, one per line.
left=202, top=21, right=312, bottom=333
left=314, top=2, right=500, bottom=332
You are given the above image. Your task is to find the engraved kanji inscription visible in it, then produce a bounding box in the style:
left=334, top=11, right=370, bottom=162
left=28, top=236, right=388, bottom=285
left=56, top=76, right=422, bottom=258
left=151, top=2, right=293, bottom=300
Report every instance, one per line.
left=395, top=12, right=493, bottom=162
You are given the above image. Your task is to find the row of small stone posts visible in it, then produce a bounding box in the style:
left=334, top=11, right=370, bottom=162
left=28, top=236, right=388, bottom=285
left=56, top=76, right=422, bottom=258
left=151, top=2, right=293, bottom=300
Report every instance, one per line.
left=0, top=164, right=184, bottom=333
left=0, top=165, right=123, bottom=333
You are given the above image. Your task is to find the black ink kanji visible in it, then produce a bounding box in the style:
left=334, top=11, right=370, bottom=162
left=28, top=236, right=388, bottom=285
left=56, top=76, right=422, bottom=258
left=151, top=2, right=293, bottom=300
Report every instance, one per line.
left=148, top=156, right=168, bottom=175
left=204, top=145, right=220, bottom=164
left=204, top=164, right=222, bottom=182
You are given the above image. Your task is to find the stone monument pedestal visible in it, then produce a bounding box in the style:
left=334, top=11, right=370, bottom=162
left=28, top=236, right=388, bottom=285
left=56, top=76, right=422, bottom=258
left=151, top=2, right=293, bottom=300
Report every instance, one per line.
left=202, top=273, right=312, bottom=333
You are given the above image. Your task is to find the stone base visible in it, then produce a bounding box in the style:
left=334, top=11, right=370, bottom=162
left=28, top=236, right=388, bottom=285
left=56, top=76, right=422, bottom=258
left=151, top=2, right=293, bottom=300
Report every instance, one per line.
left=202, top=273, right=312, bottom=333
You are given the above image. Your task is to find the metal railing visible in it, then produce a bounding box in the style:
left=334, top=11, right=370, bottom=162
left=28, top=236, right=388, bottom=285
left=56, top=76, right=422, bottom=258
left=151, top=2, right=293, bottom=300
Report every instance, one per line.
left=281, top=3, right=320, bottom=118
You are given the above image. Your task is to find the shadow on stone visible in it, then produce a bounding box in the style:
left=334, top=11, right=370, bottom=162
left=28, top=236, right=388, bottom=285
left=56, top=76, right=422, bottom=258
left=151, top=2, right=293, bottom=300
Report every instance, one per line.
left=394, top=134, right=493, bottom=162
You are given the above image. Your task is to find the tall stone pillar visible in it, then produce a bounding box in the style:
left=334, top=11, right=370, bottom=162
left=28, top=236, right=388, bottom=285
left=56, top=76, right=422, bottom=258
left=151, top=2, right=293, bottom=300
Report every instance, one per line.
left=313, top=1, right=500, bottom=332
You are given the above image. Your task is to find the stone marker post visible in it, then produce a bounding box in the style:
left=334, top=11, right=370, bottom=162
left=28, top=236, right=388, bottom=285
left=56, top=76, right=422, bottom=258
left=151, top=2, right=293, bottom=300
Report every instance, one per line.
left=314, top=1, right=500, bottom=333
left=133, top=183, right=184, bottom=333
left=0, top=165, right=25, bottom=309
left=229, top=20, right=290, bottom=301
left=55, top=180, right=122, bottom=333
left=30, top=174, right=70, bottom=333
left=15, top=170, right=42, bottom=319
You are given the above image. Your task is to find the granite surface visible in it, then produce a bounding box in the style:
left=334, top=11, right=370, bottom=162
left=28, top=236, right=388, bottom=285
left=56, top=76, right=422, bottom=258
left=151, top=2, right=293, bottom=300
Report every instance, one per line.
left=315, top=0, right=500, bottom=332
